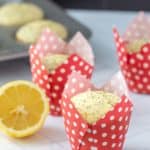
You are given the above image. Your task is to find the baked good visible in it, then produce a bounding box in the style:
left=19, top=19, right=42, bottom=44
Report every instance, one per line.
left=42, top=54, right=68, bottom=72
left=16, top=20, right=68, bottom=43
left=126, top=39, right=149, bottom=53
left=71, top=90, right=119, bottom=124
left=0, top=3, right=43, bottom=26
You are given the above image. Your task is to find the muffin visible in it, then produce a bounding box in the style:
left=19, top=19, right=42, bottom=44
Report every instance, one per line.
left=16, top=20, right=68, bottom=43
left=61, top=71, right=133, bottom=150
left=126, top=39, right=149, bottom=53
left=41, top=54, right=68, bottom=73
left=0, top=3, right=44, bottom=26
left=71, top=90, right=119, bottom=124
left=113, top=26, right=150, bottom=94
left=29, top=29, right=94, bottom=116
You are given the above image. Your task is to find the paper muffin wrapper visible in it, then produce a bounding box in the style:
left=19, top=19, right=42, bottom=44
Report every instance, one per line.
left=61, top=71, right=133, bottom=150
left=113, top=12, right=150, bottom=94
left=35, top=28, right=94, bottom=65
left=29, top=29, right=94, bottom=116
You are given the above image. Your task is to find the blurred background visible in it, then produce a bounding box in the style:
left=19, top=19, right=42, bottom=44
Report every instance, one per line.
left=53, top=0, right=150, bottom=10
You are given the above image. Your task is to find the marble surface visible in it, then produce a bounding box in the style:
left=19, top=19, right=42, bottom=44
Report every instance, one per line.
left=0, top=10, right=150, bottom=150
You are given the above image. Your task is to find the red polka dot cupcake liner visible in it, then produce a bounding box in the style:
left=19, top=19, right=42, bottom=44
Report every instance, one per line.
left=113, top=12, right=150, bottom=94
left=29, top=29, right=94, bottom=116
left=61, top=71, right=133, bottom=150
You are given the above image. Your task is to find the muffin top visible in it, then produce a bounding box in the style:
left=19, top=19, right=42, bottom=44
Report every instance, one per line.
left=42, top=54, right=68, bottom=73
left=126, top=39, right=149, bottom=53
left=71, top=90, right=119, bottom=124
left=0, top=3, right=44, bottom=26
left=16, top=20, right=68, bottom=43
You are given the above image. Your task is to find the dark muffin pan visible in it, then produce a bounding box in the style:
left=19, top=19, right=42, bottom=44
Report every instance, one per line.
left=0, top=0, right=92, bottom=61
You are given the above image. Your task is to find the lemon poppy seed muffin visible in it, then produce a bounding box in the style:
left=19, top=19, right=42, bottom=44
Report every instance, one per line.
left=42, top=54, right=68, bottom=73
left=16, top=20, right=68, bottom=44
left=0, top=3, right=44, bottom=26
left=71, top=90, right=119, bottom=124
left=126, top=39, right=149, bottom=53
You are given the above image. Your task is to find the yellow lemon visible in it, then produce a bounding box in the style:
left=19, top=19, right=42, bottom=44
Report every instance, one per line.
left=0, top=81, right=49, bottom=138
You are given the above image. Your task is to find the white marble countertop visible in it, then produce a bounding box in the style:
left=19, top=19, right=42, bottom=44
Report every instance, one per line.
left=0, top=10, right=150, bottom=150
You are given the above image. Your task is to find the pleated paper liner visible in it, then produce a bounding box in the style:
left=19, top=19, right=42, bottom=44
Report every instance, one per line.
left=29, top=29, right=94, bottom=116
left=113, top=12, right=150, bottom=94
left=61, top=71, right=133, bottom=150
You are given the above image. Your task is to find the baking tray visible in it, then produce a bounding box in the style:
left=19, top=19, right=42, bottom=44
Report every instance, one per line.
left=0, top=0, right=92, bottom=62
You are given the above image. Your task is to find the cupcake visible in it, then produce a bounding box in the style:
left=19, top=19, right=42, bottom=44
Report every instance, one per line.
left=42, top=54, right=68, bottom=73
left=29, top=29, right=94, bottom=116
left=71, top=90, right=119, bottom=125
left=61, top=71, right=133, bottom=150
left=126, top=39, right=149, bottom=53
left=113, top=12, right=150, bottom=94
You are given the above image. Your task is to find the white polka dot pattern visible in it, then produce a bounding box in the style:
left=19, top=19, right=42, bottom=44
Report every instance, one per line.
left=113, top=27, right=150, bottom=94
left=29, top=45, right=93, bottom=116
left=123, top=12, right=150, bottom=41
left=29, top=45, right=50, bottom=95
left=35, top=28, right=66, bottom=57
left=61, top=72, right=133, bottom=150
left=67, top=32, right=95, bottom=65
left=36, top=29, right=94, bottom=65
